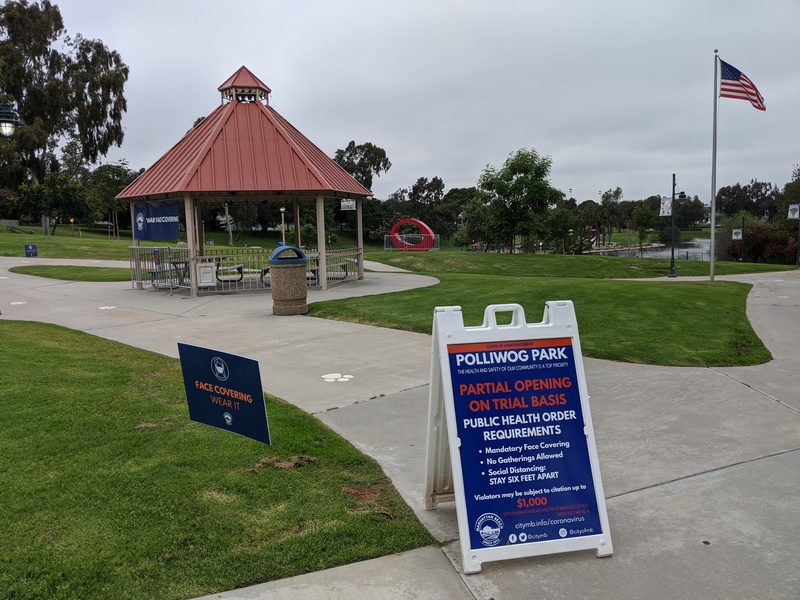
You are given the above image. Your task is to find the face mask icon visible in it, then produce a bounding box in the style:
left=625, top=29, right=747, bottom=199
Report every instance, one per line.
left=211, top=357, right=229, bottom=381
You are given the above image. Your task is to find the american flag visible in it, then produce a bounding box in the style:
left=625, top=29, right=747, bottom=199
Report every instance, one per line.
left=719, top=59, right=765, bottom=111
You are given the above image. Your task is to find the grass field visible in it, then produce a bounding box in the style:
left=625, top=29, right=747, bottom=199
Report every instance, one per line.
left=0, top=322, right=434, bottom=600
left=310, top=250, right=791, bottom=366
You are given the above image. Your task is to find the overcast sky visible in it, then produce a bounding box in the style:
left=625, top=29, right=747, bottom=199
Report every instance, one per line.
left=58, top=0, right=799, bottom=204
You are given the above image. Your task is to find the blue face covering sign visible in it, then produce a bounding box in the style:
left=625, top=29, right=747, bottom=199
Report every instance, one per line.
left=178, top=343, right=270, bottom=445
left=448, top=337, right=601, bottom=550
left=134, top=200, right=180, bottom=241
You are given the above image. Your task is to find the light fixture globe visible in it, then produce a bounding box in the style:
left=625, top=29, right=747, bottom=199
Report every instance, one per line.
left=0, top=103, right=20, bottom=137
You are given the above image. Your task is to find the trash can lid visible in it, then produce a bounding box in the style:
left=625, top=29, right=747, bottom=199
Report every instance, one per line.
left=269, top=246, right=307, bottom=265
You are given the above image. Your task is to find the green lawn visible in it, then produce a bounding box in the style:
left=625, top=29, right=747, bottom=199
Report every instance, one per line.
left=0, top=322, right=433, bottom=600
left=310, top=249, right=788, bottom=367
left=0, top=225, right=360, bottom=261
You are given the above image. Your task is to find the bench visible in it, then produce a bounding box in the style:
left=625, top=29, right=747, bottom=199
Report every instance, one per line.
left=216, top=264, right=244, bottom=282
left=148, top=266, right=178, bottom=290
left=309, top=261, right=349, bottom=285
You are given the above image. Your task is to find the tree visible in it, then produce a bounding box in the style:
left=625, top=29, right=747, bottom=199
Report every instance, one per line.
left=86, top=161, right=130, bottom=238
left=333, top=141, right=391, bottom=190
left=477, top=148, right=562, bottom=252
left=408, top=176, right=444, bottom=220
left=542, top=201, right=580, bottom=254
left=677, top=195, right=705, bottom=230
left=453, top=195, right=494, bottom=251
left=359, top=196, right=400, bottom=243
left=575, top=200, right=600, bottom=247
left=747, top=179, right=779, bottom=221
left=600, top=187, right=623, bottom=241
left=0, top=0, right=128, bottom=188
left=631, top=202, right=657, bottom=256
left=13, top=171, right=87, bottom=232
left=437, top=186, right=475, bottom=239
left=716, top=183, right=749, bottom=217
left=776, top=165, right=800, bottom=237
left=59, top=139, right=91, bottom=184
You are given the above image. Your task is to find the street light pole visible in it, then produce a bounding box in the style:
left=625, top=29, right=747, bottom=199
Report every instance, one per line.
left=669, top=173, right=677, bottom=278
left=280, top=207, right=286, bottom=244
left=741, top=216, right=746, bottom=262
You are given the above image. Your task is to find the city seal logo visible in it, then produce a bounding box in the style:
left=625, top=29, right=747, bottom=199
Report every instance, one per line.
left=211, top=356, right=229, bottom=381
left=475, top=513, right=504, bottom=547
left=223, top=412, right=233, bottom=426
left=135, top=212, right=145, bottom=232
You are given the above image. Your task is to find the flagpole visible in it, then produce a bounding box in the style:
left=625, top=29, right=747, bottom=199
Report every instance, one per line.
left=710, top=49, right=719, bottom=282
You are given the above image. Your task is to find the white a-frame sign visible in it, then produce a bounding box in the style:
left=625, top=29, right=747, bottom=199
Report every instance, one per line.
left=424, top=302, right=613, bottom=573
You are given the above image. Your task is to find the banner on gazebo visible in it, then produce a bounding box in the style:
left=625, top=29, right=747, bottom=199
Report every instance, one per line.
left=134, top=201, right=180, bottom=240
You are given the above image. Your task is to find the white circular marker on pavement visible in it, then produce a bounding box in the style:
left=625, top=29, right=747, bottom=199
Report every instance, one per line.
left=10, top=301, right=26, bottom=305
left=321, top=373, right=354, bottom=383
left=98, top=306, right=116, bottom=310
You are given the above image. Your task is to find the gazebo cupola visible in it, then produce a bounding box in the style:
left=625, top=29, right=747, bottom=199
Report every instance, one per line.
left=218, top=66, right=271, bottom=105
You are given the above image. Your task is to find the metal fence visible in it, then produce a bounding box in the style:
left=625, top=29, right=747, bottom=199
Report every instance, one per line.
left=129, top=245, right=360, bottom=294
left=383, top=234, right=440, bottom=251
left=129, top=246, right=192, bottom=292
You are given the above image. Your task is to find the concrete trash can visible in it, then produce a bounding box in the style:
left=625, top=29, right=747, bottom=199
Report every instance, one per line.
left=269, top=246, right=308, bottom=315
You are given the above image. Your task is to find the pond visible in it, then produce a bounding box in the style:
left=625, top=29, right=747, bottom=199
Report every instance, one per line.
left=601, top=238, right=711, bottom=261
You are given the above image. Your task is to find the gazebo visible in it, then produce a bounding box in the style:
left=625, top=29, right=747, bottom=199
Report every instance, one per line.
left=117, top=66, right=372, bottom=296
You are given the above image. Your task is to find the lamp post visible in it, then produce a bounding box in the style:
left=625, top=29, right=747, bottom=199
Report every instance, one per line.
left=279, top=206, right=285, bottom=245
left=740, top=216, right=746, bottom=262
left=668, top=174, right=686, bottom=278
left=0, top=102, right=20, bottom=137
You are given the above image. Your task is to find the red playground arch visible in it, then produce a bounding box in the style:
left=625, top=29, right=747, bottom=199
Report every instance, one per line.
left=389, top=219, right=437, bottom=251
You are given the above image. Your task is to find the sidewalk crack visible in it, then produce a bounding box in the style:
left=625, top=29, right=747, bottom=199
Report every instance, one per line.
left=606, top=446, right=800, bottom=500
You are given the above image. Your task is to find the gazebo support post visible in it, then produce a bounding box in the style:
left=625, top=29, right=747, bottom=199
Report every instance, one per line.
left=315, top=195, right=328, bottom=290
left=183, top=194, right=198, bottom=297
left=356, top=198, right=364, bottom=280
left=293, top=203, right=301, bottom=247
left=130, top=201, right=144, bottom=290
left=194, top=204, right=204, bottom=257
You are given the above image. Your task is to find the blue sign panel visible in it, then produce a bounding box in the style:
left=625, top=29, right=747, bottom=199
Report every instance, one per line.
left=134, top=200, right=180, bottom=241
left=447, top=337, right=602, bottom=551
left=24, top=244, right=37, bottom=257
left=178, top=343, right=270, bottom=445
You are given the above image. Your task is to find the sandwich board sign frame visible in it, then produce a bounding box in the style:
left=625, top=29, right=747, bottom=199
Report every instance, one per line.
left=424, top=302, right=612, bottom=573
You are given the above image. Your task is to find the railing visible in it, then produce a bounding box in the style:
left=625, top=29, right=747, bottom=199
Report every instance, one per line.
left=129, top=246, right=361, bottom=293
left=383, top=234, right=440, bottom=251
left=312, top=247, right=360, bottom=287
left=129, top=246, right=191, bottom=292
left=196, top=247, right=272, bottom=293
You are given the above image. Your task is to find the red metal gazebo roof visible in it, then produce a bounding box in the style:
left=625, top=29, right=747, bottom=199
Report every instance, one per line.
left=117, top=66, right=371, bottom=202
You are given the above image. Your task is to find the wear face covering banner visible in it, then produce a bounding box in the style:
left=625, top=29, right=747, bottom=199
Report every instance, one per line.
left=133, top=201, right=180, bottom=240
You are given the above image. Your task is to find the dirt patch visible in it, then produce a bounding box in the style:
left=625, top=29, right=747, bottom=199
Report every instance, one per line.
left=250, top=456, right=317, bottom=472
left=343, top=484, right=381, bottom=504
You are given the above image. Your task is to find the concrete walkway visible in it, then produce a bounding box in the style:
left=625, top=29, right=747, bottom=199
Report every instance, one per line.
left=1, top=257, right=798, bottom=599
